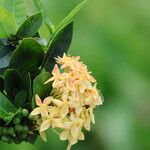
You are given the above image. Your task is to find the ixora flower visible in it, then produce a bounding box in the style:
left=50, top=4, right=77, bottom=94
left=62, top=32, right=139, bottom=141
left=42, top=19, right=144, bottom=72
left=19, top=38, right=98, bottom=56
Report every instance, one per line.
left=30, top=54, right=103, bottom=150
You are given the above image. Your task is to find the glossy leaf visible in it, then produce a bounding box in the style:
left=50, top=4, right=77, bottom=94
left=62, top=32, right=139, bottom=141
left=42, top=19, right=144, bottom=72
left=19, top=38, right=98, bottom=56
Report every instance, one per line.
left=33, top=0, right=55, bottom=35
left=0, top=38, right=7, bottom=48
left=10, top=38, right=44, bottom=74
left=2, top=0, right=27, bottom=26
left=0, top=43, right=15, bottom=69
left=14, top=90, right=27, bottom=108
left=4, top=69, right=24, bottom=100
left=32, top=72, right=51, bottom=107
left=0, top=92, right=16, bottom=120
left=16, top=12, right=43, bottom=38
left=0, top=52, right=12, bottom=69
left=0, top=45, right=13, bottom=59
left=0, top=7, right=17, bottom=38
left=42, top=22, right=73, bottom=71
left=0, top=77, right=4, bottom=92
left=57, top=0, right=87, bottom=31
left=23, top=74, right=32, bottom=102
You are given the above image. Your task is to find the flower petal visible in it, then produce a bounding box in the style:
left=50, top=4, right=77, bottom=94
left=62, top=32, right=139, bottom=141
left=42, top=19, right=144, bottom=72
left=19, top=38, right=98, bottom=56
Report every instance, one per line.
left=60, top=130, right=69, bottom=140
left=35, top=94, right=42, bottom=106
left=60, top=104, right=69, bottom=118
left=52, top=99, right=63, bottom=106
left=40, top=131, right=47, bottom=142
left=52, top=64, right=60, bottom=75
left=71, top=125, right=79, bottom=138
left=40, top=119, right=51, bottom=132
left=78, top=131, right=85, bottom=140
left=30, top=108, right=40, bottom=116
left=43, top=96, right=52, bottom=105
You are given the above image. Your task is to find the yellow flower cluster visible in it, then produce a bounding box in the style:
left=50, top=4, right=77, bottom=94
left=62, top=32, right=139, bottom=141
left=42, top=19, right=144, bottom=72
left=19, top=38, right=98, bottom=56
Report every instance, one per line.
left=30, top=54, right=103, bottom=150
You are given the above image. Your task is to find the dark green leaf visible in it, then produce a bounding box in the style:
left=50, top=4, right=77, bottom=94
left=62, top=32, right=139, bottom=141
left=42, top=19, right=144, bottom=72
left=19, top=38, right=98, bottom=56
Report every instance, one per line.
left=4, top=69, right=24, bottom=101
left=0, top=92, right=16, bottom=121
left=0, top=52, right=12, bottom=69
left=17, top=12, right=43, bottom=38
left=23, top=74, right=32, bottom=103
left=0, top=67, right=8, bottom=77
left=42, top=22, right=73, bottom=71
left=10, top=38, right=44, bottom=74
left=14, top=90, right=27, bottom=108
left=0, top=43, right=15, bottom=69
left=0, top=45, right=15, bottom=58
left=0, top=38, right=7, bottom=48
left=32, top=72, right=51, bottom=108
left=0, top=77, right=4, bottom=92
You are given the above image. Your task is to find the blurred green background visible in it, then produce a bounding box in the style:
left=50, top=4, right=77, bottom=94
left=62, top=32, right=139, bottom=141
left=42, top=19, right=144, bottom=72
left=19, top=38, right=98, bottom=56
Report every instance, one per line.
left=0, top=0, right=150, bottom=149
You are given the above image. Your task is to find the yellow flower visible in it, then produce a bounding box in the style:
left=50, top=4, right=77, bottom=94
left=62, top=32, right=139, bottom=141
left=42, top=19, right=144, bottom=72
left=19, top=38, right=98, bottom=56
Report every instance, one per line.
left=51, top=98, right=69, bottom=118
left=31, top=54, right=103, bottom=150
left=56, top=53, right=80, bottom=70
left=84, top=85, right=103, bottom=107
left=81, top=107, right=95, bottom=131
left=30, top=95, right=52, bottom=120
left=45, top=64, right=63, bottom=88
left=60, top=113, right=84, bottom=150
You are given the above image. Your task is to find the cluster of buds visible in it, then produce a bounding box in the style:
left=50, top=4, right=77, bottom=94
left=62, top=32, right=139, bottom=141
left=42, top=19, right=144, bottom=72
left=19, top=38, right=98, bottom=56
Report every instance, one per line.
left=0, top=109, right=38, bottom=144
left=30, top=54, right=103, bottom=150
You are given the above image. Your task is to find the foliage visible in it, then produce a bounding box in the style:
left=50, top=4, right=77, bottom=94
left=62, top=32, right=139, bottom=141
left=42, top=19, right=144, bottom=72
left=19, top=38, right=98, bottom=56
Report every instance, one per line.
left=0, top=0, right=86, bottom=136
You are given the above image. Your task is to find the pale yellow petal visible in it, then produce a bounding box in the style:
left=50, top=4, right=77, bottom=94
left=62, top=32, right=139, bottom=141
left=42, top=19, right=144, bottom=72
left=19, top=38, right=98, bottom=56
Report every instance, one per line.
left=35, top=94, right=42, bottom=106
left=60, top=130, right=69, bottom=140
left=49, top=107, right=60, bottom=118
left=52, top=99, right=63, bottom=106
left=40, top=119, right=51, bottom=132
left=40, top=108, right=49, bottom=120
left=84, top=119, right=91, bottom=131
left=78, top=131, right=85, bottom=140
left=60, top=104, right=68, bottom=118
left=89, top=108, right=95, bottom=124
left=30, top=107, right=41, bottom=116
left=71, top=125, right=79, bottom=138
left=52, top=118, right=63, bottom=128
left=43, top=96, right=52, bottom=105
left=69, top=136, right=78, bottom=145
left=63, top=122, right=72, bottom=129
left=52, top=64, right=60, bottom=75
left=40, top=131, right=47, bottom=142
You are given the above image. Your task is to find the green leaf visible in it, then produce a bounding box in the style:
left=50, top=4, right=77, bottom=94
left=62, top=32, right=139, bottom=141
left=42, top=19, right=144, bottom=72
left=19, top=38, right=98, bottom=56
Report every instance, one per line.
left=32, top=72, right=51, bottom=108
left=14, top=90, right=27, bottom=108
left=42, top=22, right=73, bottom=71
left=2, top=0, right=27, bottom=26
left=32, top=0, right=55, bottom=36
left=4, top=69, right=24, bottom=101
left=10, top=38, right=44, bottom=74
left=16, top=12, right=43, bottom=38
left=0, top=45, right=15, bottom=69
left=0, top=7, right=17, bottom=38
left=0, top=92, right=16, bottom=120
left=0, top=38, right=7, bottom=48
left=0, top=77, right=4, bottom=92
left=0, top=52, right=12, bottom=69
left=0, top=45, right=14, bottom=59
left=57, top=0, right=87, bottom=31
left=23, top=74, right=32, bottom=103
left=0, top=67, right=7, bottom=77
